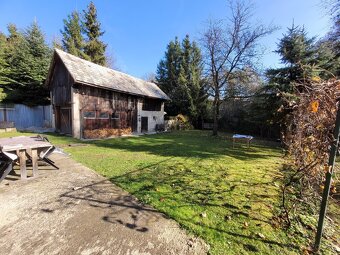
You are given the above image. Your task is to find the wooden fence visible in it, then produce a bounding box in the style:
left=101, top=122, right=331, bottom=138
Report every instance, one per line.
left=0, top=104, right=52, bottom=129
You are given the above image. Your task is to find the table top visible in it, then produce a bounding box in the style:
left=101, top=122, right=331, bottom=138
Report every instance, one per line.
left=0, top=136, right=52, bottom=151
left=232, top=134, right=253, bottom=139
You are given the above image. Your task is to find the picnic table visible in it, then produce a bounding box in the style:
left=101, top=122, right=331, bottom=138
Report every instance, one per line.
left=232, top=134, right=253, bottom=148
left=0, top=136, right=57, bottom=183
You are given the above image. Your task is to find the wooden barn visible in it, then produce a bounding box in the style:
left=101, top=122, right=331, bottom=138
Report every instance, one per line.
left=45, top=49, right=169, bottom=139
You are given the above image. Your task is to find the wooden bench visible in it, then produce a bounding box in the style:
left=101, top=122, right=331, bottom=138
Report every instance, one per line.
left=0, top=150, right=18, bottom=183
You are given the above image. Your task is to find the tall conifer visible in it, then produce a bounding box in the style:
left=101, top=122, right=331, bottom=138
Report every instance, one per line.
left=4, top=22, right=51, bottom=105
left=61, top=11, right=88, bottom=59
left=82, top=1, right=107, bottom=65
left=156, top=36, right=207, bottom=125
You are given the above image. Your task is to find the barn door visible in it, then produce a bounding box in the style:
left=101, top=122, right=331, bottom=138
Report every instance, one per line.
left=141, top=117, right=148, bottom=132
left=55, top=106, right=61, bottom=130
left=60, top=108, right=72, bottom=134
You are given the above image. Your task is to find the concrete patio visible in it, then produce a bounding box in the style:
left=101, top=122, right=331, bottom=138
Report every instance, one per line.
left=0, top=152, right=208, bottom=255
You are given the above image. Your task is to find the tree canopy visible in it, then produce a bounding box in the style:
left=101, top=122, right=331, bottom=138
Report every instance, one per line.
left=156, top=35, right=208, bottom=127
left=60, top=1, right=107, bottom=66
left=0, top=1, right=109, bottom=106
left=265, top=24, right=339, bottom=138
left=200, top=1, right=275, bottom=135
left=82, top=1, right=107, bottom=65
left=0, top=22, right=51, bottom=105
left=61, top=11, right=88, bottom=60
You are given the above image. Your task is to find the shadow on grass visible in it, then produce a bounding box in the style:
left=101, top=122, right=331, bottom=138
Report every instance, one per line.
left=88, top=130, right=281, bottom=160
left=5, top=130, right=281, bottom=161
left=38, top=130, right=289, bottom=252
left=169, top=210, right=299, bottom=251
left=191, top=219, right=300, bottom=251
left=106, top=156, right=296, bottom=252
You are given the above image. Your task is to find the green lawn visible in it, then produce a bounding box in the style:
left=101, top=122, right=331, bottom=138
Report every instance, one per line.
left=0, top=130, right=308, bottom=254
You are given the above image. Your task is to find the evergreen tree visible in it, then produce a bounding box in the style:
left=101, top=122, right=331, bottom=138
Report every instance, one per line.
left=82, top=1, right=107, bottom=65
left=156, top=38, right=183, bottom=115
left=267, top=25, right=316, bottom=95
left=0, top=24, right=27, bottom=99
left=264, top=25, right=315, bottom=136
left=182, top=36, right=207, bottom=126
left=0, top=32, right=10, bottom=86
left=3, top=22, right=51, bottom=105
left=315, top=40, right=340, bottom=77
left=156, top=36, right=207, bottom=126
left=277, top=25, right=315, bottom=66
left=0, top=32, right=10, bottom=100
left=26, top=22, right=52, bottom=83
left=265, top=24, right=338, bottom=138
left=61, top=11, right=88, bottom=59
left=181, top=36, right=195, bottom=118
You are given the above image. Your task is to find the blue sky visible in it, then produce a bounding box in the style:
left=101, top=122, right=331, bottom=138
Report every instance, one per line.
left=0, top=0, right=331, bottom=78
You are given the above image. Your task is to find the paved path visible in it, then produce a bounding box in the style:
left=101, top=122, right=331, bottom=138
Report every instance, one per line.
left=0, top=153, right=208, bottom=255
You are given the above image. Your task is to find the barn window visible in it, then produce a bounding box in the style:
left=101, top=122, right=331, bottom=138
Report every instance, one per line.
left=98, top=112, right=109, bottom=119
left=142, top=98, right=161, bottom=111
left=112, top=112, right=120, bottom=119
left=84, top=111, right=96, bottom=119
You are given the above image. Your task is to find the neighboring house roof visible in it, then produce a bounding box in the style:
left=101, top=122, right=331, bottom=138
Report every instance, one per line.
left=47, top=49, right=169, bottom=100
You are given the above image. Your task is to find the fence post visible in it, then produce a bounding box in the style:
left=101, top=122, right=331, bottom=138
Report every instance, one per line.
left=314, top=104, right=340, bottom=251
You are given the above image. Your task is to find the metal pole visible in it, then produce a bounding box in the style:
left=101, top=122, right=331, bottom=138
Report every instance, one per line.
left=314, top=104, right=340, bottom=251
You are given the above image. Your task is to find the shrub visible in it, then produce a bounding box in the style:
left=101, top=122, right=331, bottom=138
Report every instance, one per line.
left=168, top=114, right=193, bottom=130
left=280, top=78, right=340, bottom=226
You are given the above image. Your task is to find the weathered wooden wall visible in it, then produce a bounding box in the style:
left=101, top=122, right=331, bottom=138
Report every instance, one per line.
left=49, top=55, right=73, bottom=107
left=74, top=85, right=138, bottom=132
left=0, top=104, right=52, bottom=129
left=48, top=55, right=74, bottom=133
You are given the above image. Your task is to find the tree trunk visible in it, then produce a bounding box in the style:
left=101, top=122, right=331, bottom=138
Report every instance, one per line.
left=212, top=90, right=219, bottom=136
left=213, top=106, right=218, bottom=135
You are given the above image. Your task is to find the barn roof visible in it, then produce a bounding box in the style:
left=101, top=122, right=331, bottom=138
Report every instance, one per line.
left=48, top=49, right=169, bottom=100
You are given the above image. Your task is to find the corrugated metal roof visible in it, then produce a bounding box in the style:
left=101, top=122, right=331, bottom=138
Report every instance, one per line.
left=54, top=49, right=169, bottom=100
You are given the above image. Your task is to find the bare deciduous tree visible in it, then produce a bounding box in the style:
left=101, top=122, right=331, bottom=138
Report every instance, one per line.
left=105, top=47, right=120, bottom=70
left=142, top=72, right=157, bottom=83
left=200, top=0, right=276, bottom=135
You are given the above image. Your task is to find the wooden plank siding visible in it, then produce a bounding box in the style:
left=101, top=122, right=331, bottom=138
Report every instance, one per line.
left=47, top=50, right=168, bottom=138
left=48, top=55, right=74, bottom=134
left=74, top=85, right=138, bottom=134
left=0, top=104, right=52, bottom=129
left=49, top=55, right=73, bottom=107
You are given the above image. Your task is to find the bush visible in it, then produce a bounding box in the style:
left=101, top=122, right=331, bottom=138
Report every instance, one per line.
left=280, top=78, right=340, bottom=226
left=168, top=114, right=193, bottom=130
